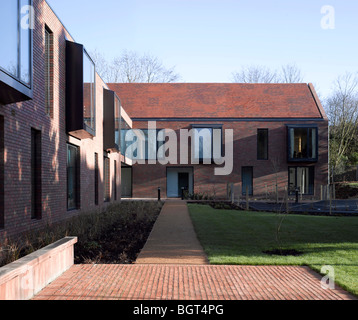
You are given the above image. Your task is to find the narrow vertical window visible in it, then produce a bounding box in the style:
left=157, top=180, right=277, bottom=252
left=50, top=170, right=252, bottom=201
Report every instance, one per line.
left=31, top=128, right=42, bottom=220
left=44, top=26, right=53, bottom=116
left=94, top=153, right=99, bottom=205
left=104, top=155, right=110, bottom=202
left=114, top=160, right=117, bottom=201
left=67, top=144, right=80, bottom=210
left=257, top=129, right=268, bottom=160
left=0, top=116, right=4, bottom=229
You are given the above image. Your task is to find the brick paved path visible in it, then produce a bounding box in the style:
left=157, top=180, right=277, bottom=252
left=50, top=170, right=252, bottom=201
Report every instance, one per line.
left=135, top=201, right=208, bottom=265
left=32, top=201, right=356, bottom=301
left=33, top=264, right=355, bottom=300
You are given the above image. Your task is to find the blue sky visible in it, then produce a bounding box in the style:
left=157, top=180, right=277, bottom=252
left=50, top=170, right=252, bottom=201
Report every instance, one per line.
left=47, top=0, right=358, bottom=99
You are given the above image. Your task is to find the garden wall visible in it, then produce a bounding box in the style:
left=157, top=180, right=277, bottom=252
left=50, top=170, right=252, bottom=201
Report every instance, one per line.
left=0, top=237, right=77, bottom=300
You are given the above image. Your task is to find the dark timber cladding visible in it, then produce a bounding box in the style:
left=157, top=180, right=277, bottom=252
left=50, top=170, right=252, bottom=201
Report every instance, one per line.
left=103, top=89, right=119, bottom=152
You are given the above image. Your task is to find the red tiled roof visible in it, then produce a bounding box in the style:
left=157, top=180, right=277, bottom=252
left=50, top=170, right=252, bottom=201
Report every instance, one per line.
left=108, top=83, right=324, bottom=119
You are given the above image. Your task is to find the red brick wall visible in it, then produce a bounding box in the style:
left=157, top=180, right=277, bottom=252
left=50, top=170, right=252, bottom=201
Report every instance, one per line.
left=0, top=0, right=121, bottom=241
left=130, top=120, right=329, bottom=200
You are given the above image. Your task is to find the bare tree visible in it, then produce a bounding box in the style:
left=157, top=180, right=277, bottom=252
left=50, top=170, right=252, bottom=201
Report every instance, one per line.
left=89, top=49, right=110, bottom=82
left=232, top=63, right=304, bottom=84
left=90, top=49, right=181, bottom=83
left=232, top=65, right=278, bottom=83
left=326, top=72, right=358, bottom=171
left=279, top=63, right=304, bottom=83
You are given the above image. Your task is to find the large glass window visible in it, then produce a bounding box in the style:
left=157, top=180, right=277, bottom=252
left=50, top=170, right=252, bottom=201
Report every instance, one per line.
left=83, top=51, right=95, bottom=133
left=67, top=144, right=80, bottom=210
left=0, top=0, right=32, bottom=85
left=288, top=126, right=318, bottom=162
left=192, top=126, right=222, bottom=163
left=120, top=117, right=132, bottom=159
left=122, top=129, right=163, bottom=160
left=289, top=167, right=314, bottom=195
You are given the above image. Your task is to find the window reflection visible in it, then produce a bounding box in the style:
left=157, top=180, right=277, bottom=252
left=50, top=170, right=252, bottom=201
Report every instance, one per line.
left=0, top=0, right=32, bottom=86
left=83, top=52, right=95, bottom=132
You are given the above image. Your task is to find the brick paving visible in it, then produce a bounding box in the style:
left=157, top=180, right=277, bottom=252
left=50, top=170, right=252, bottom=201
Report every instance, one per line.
left=135, top=201, right=209, bottom=265
left=32, top=201, right=356, bottom=301
left=33, top=264, right=355, bottom=300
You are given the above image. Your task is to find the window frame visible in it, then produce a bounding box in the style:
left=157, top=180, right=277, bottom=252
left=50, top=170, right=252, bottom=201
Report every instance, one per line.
left=83, top=49, right=96, bottom=136
left=288, top=166, right=315, bottom=196
left=67, top=143, right=80, bottom=211
left=191, top=124, right=223, bottom=164
left=0, top=0, right=33, bottom=104
left=287, top=125, right=318, bottom=163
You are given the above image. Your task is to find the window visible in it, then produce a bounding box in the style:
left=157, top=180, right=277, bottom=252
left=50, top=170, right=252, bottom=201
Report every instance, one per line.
left=288, top=126, right=318, bottom=162
left=94, top=153, right=99, bottom=205
left=114, top=160, right=117, bottom=201
left=120, top=117, right=132, bottom=159
left=104, top=155, right=110, bottom=202
left=121, top=129, right=164, bottom=161
left=192, top=125, right=222, bottom=164
left=45, top=26, right=53, bottom=116
left=289, top=167, right=314, bottom=195
left=67, top=144, right=80, bottom=210
left=0, top=0, right=31, bottom=84
left=0, top=116, right=4, bottom=229
left=0, top=0, right=33, bottom=104
left=31, top=128, right=41, bottom=219
left=83, top=51, right=95, bottom=134
left=257, top=129, right=268, bottom=160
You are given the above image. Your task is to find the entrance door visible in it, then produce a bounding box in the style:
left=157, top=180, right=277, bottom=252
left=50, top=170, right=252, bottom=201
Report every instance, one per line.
left=178, top=173, right=189, bottom=195
left=242, top=167, right=253, bottom=196
left=167, top=168, right=193, bottom=198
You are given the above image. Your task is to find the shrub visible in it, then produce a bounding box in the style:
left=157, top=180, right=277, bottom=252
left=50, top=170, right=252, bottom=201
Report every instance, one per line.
left=0, top=201, right=162, bottom=268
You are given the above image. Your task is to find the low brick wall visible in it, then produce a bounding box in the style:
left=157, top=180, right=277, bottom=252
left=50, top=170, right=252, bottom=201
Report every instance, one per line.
left=0, top=237, right=77, bottom=300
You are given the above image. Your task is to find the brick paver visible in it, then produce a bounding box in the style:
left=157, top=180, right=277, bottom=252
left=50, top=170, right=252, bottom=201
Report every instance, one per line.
left=33, top=264, right=355, bottom=300
left=135, top=201, right=209, bottom=265
left=32, top=201, right=357, bottom=301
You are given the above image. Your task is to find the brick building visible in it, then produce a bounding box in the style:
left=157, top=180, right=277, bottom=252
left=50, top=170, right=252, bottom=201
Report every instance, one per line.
left=0, top=0, right=131, bottom=240
left=109, top=83, right=329, bottom=200
left=0, top=1, right=329, bottom=241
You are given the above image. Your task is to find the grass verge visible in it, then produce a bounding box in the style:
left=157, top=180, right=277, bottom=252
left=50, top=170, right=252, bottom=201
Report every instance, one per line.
left=188, top=203, right=358, bottom=297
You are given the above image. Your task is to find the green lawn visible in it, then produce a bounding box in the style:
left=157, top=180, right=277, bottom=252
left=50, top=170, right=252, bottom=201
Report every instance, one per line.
left=188, top=204, right=358, bottom=297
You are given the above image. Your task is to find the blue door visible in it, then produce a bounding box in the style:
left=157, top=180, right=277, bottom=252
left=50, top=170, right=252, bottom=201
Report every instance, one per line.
left=242, top=167, right=253, bottom=196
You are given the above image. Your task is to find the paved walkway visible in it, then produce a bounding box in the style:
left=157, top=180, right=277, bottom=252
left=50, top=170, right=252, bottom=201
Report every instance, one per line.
left=135, top=201, right=209, bottom=265
left=33, top=201, right=356, bottom=301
